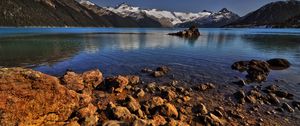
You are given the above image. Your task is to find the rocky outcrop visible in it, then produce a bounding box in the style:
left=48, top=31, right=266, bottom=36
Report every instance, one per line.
left=267, top=58, right=291, bottom=70
left=62, top=69, right=103, bottom=94
left=0, top=68, right=80, bottom=125
left=101, top=75, right=129, bottom=93
left=168, top=26, right=200, bottom=38
left=231, top=58, right=290, bottom=83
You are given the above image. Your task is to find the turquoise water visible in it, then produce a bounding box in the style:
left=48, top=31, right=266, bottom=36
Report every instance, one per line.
left=0, top=28, right=300, bottom=97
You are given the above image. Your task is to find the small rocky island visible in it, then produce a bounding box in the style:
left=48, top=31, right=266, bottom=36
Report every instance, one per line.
left=0, top=57, right=299, bottom=126
left=168, top=26, right=201, bottom=38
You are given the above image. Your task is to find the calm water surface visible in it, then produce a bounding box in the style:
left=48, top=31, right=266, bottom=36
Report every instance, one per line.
left=0, top=28, right=300, bottom=98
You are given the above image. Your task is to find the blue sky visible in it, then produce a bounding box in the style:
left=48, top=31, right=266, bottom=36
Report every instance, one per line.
left=90, top=0, right=279, bottom=16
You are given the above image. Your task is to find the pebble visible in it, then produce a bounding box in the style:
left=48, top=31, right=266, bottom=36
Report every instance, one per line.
left=268, top=94, right=280, bottom=105
left=170, top=80, right=178, bottom=86
left=125, top=85, right=132, bottom=90
left=126, top=96, right=141, bottom=112
left=198, top=103, right=208, bottom=115
left=162, top=103, right=178, bottom=118
left=213, top=110, right=223, bottom=118
left=234, top=90, right=246, bottom=99
left=176, top=87, right=185, bottom=93
left=141, top=68, right=153, bottom=73
left=153, top=71, right=165, bottom=77
left=275, top=107, right=284, bottom=112
left=182, top=96, right=191, bottom=102
left=147, top=82, right=156, bottom=91
left=136, top=89, right=145, bottom=98
left=282, top=103, right=294, bottom=113
left=292, top=101, right=300, bottom=109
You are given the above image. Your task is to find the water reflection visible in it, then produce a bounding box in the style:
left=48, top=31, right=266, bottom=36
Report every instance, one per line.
left=242, top=34, right=300, bottom=53
left=0, top=34, right=82, bottom=67
left=0, top=29, right=300, bottom=81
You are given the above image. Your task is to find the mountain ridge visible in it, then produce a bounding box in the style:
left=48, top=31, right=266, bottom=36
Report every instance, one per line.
left=226, top=0, right=300, bottom=27
left=105, top=3, right=240, bottom=27
left=0, top=0, right=114, bottom=27
left=1, top=0, right=298, bottom=28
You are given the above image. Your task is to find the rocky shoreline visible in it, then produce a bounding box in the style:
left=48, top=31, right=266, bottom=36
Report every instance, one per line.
left=0, top=63, right=299, bottom=125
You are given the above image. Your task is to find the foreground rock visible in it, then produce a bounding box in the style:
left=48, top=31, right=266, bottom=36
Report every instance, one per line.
left=62, top=69, right=103, bottom=94
left=0, top=67, right=298, bottom=126
left=0, top=68, right=80, bottom=125
left=168, top=26, right=200, bottom=38
left=102, top=75, right=129, bottom=93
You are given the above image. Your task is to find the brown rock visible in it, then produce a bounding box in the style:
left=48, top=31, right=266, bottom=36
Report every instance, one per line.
left=194, top=83, right=215, bottom=91
left=267, top=58, right=291, bottom=70
left=102, top=120, right=129, bottom=126
left=156, top=66, right=170, bottom=74
left=213, top=110, right=223, bottom=118
left=266, top=84, right=278, bottom=92
left=80, top=115, right=99, bottom=126
left=126, top=75, right=140, bottom=85
left=168, top=119, right=189, bottom=126
left=209, top=113, right=224, bottom=125
left=136, top=89, right=145, bottom=98
left=246, top=60, right=270, bottom=83
left=162, top=103, right=179, bottom=118
left=168, top=26, right=200, bottom=38
left=196, top=84, right=208, bottom=91
left=274, top=91, right=294, bottom=99
left=198, top=103, right=208, bottom=115
left=149, top=97, right=165, bottom=108
left=78, top=103, right=97, bottom=118
left=153, top=115, right=167, bottom=126
left=232, top=60, right=271, bottom=83
left=65, top=121, right=80, bottom=126
left=79, top=94, right=92, bottom=107
left=126, top=95, right=141, bottom=112
left=147, top=82, right=157, bottom=92
left=162, top=90, right=177, bottom=101
left=137, top=109, right=146, bottom=119
left=234, top=90, right=246, bottom=104
left=231, top=61, right=249, bottom=72
left=245, top=96, right=257, bottom=104
left=62, top=71, right=85, bottom=92
left=153, top=71, right=165, bottom=78
left=103, top=75, right=129, bottom=93
left=0, top=68, right=79, bottom=125
left=133, top=119, right=149, bottom=126
left=183, top=96, right=191, bottom=102
left=82, top=69, right=103, bottom=88
left=249, top=89, right=262, bottom=98
left=109, top=103, right=133, bottom=121
left=268, top=94, right=280, bottom=105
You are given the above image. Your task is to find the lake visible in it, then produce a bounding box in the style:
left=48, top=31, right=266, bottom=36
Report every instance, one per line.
left=0, top=28, right=300, bottom=98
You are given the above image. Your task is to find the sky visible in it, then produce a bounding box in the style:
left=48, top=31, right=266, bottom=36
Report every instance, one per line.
left=90, top=0, right=280, bottom=16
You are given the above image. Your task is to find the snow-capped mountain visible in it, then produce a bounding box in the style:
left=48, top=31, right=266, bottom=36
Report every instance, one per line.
left=105, top=3, right=240, bottom=27
left=79, top=0, right=95, bottom=6
left=178, top=8, right=240, bottom=27
left=0, top=0, right=239, bottom=27
left=79, top=1, right=162, bottom=27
